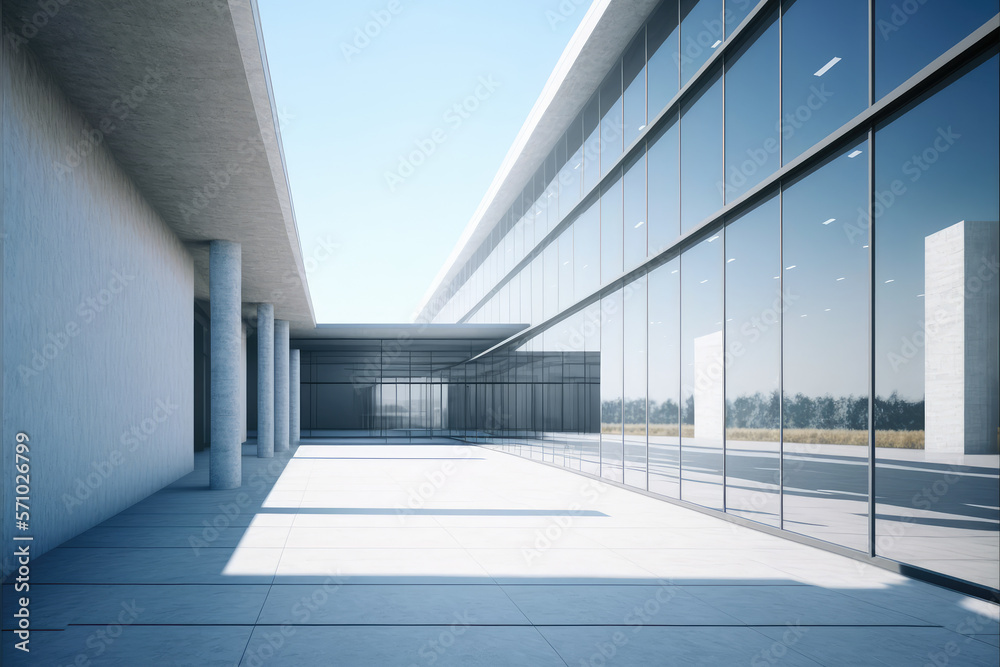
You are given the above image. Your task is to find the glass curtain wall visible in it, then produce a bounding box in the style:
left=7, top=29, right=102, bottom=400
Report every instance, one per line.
left=418, top=0, right=998, bottom=593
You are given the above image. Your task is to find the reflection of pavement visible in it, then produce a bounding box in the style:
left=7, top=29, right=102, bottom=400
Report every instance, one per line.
left=483, top=435, right=999, bottom=590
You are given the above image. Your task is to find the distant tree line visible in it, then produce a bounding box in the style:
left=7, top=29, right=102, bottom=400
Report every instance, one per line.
left=603, top=391, right=924, bottom=430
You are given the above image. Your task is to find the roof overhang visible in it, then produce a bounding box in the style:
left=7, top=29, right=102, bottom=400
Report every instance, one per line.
left=291, top=323, right=528, bottom=355
left=2, top=0, right=315, bottom=328
left=414, top=0, right=660, bottom=322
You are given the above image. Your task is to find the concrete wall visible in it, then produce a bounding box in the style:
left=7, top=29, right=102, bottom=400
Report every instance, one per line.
left=2, top=38, right=194, bottom=573
left=925, top=221, right=1000, bottom=455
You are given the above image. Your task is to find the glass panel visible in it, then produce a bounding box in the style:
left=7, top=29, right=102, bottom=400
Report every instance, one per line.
left=624, top=29, right=647, bottom=148
left=575, top=199, right=601, bottom=298
left=874, top=0, right=998, bottom=100
left=601, top=171, right=624, bottom=283
left=514, top=218, right=525, bottom=264
left=648, top=258, right=681, bottom=498
left=648, top=0, right=680, bottom=118
left=647, top=113, right=680, bottom=255
left=725, top=195, right=781, bottom=527
left=504, top=228, right=514, bottom=276
left=782, top=0, right=868, bottom=165
left=681, top=68, right=723, bottom=233
left=531, top=254, right=544, bottom=326
left=601, top=288, right=624, bottom=482
left=582, top=301, right=603, bottom=475
left=680, top=0, right=724, bottom=85
left=562, top=113, right=585, bottom=217
left=559, top=226, right=575, bottom=310
left=509, top=273, right=520, bottom=325
left=583, top=94, right=602, bottom=194
left=544, top=242, right=559, bottom=321
left=520, top=265, right=532, bottom=324
left=725, top=0, right=755, bottom=37
left=724, top=8, right=779, bottom=202
left=624, top=275, right=648, bottom=489
left=874, top=54, right=999, bottom=590
left=499, top=282, right=509, bottom=323
left=680, top=234, right=725, bottom=509
left=624, top=151, right=648, bottom=270
left=782, top=141, right=870, bottom=551
left=601, top=63, right=625, bottom=176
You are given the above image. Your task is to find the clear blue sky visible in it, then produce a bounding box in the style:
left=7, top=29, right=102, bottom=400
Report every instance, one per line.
left=256, top=0, right=588, bottom=323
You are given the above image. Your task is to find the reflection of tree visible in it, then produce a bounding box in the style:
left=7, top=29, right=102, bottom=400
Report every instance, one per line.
left=727, top=391, right=780, bottom=429
left=604, top=398, right=683, bottom=426
left=607, top=393, right=926, bottom=432
left=781, top=393, right=868, bottom=430
left=682, top=395, right=695, bottom=425
left=874, top=391, right=925, bottom=431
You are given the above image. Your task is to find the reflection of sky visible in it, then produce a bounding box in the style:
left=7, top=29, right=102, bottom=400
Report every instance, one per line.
left=726, top=195, right=780, bottom=398
left=783, top=142, right=870, bottom=399
left=680, top=0, right=722, bottom=83
left=602, top=289, right=624, bottom=401
left=647, top=119, right=679, bottom=249
left=648, top=259, right=680, bottom=401
left=647, top=1, right=679, bottom=115
left=874, top=0, right=999, bottom=100
left=624, top=275, right=647, bottom=399
left=681, top=234, right=723, bottom=398
left=681, top=70, right=723, bottom=232
left=724, top=9, right=779, bottom=200
left=875, top=55, right=1000, bottom=400
left=781, top=0, right=868, bottom=164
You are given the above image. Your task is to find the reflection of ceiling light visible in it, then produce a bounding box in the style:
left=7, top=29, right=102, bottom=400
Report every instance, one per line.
left=862, top=244, right=869, bottom=249
left=785, top=265, right=797, bottom=270
left=801, top=314, right=808, bottom=318
left=700, top=279, right=708, bottom=284
left=708, top=235, right=720, bottom=242
left=773, top=276, right=779, bottom=279
left=917, top=293, right=925, bottom=297
left=635, top=220, right=645, bottom=228
left=574, top=163, right=581, bottom=169
left=848, top=149, right=863, bottom=158
left=814, top=56, right=842, bottom=77
left=884, top=279, right=894, bottom=283
left=671, top=269, right=678, bottom=274
left=727, top=258, right=736, bottom=263
left=822, top=218, right=835, bottom=225
left=824, top=308, right=831, bottom=312
left=563, top=261, right=569, bottom=266
left=638, top=124, right=646, bottom=131
left=711, top=40, right=722, bottom=48
left=836, top=277, right=845, bottom=281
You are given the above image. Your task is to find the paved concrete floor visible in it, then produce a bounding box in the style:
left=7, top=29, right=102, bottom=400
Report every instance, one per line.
left=2, top=438, right=998, bottom=666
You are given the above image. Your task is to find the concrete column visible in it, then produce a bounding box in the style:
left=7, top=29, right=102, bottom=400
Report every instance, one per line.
left=274, top=319, right=290, bottom=452
left=257, top=304, right=274, bottom=458
left=290, top=348, right=301, bottom=444
left=210, top=240, right=242, bottom=489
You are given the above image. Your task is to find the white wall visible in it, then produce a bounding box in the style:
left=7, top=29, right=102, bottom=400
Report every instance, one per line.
left=2, top=37, right=194, bottom=573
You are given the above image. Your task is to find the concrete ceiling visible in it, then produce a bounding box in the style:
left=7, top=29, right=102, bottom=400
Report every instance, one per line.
left=2, top=0, right=316, bottom=329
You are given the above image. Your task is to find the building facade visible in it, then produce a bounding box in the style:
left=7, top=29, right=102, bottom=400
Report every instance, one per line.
left=416, top=0, right=1000, bottom=595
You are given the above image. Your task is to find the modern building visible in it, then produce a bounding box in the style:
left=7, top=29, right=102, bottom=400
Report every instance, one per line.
left=408, top=0, right=1000, bottom=595
left=1, top=0, right=998, bottom=660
